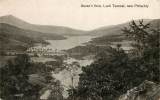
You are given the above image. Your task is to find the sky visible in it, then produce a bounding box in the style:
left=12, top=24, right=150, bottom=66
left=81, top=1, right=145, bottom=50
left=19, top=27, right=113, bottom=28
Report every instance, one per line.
left=0, top=0, right=160, bottom=30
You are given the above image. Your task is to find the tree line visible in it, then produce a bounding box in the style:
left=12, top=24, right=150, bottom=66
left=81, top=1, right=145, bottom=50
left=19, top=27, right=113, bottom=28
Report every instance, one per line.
left=67, top=20, right=160, bottom=100
left=0, top=20, right=159, bottom=100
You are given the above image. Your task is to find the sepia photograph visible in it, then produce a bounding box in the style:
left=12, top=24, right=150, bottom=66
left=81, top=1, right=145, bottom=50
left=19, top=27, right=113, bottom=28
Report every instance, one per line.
left=0, top=0, right=160, bottom=100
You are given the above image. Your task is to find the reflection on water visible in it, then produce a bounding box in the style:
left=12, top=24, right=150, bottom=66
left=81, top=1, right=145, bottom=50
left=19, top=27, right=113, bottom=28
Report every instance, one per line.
left=36, top=36, right=94, bottom=50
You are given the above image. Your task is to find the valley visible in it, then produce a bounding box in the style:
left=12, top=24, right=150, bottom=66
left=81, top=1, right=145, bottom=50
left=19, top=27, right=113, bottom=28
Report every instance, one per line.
left=0, top=15, right=159, bottom=100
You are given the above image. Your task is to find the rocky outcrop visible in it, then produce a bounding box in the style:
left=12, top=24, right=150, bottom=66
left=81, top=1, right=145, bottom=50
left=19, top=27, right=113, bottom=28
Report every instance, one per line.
left=119, top=80, right=160, bottom=100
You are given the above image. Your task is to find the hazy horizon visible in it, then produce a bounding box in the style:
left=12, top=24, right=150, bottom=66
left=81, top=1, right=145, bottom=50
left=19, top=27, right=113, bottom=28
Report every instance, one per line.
left=0, top=0, right=160, bottom=30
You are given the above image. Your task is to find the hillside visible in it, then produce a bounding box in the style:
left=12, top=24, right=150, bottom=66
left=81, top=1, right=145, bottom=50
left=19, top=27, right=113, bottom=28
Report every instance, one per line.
left=89, top=19, right=160, bottom=45
left=0, top=15, right=86, bottom=36
left=0, top=15, right=86, bottom=51
left=87, top=19, right=152, bottom=36
left=0, top=23, right=51, bottom=51
left=67, top=19, right=160, bottom=59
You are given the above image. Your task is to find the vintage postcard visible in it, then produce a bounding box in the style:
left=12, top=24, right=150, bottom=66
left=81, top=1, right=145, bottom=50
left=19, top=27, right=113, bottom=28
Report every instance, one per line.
left=0, top=0, right=160, bottom=100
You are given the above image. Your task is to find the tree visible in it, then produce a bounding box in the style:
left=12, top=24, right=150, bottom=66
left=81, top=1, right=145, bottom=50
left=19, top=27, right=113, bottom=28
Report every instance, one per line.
left=74, top=20, right=160, bottom=100
left=0, top=54, right=64, bottom=100
left=65, top=61, right=80, bottom=100
left=0, top=54, right=40, bottom=100
left=47, top=80, right=64, bottom=100
left=122, top=20, right=160, bottom=82
left=77, top=47, right=131, bottom=100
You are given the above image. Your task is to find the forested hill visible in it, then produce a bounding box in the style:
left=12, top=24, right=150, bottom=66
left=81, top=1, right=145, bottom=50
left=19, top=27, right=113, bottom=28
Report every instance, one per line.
left=89, top=19, right=160, bottom=45
left=87, top=19, right=156, bottom=36
left=0, top=15, right=86, bottom=36
left=0, top=23, right=50, bottom=51
left=67, top=19, right=160, bottom=59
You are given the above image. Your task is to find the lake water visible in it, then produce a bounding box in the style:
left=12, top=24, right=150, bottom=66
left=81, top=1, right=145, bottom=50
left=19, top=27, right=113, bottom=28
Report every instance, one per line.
left=36, top=36, right=94, bottom=51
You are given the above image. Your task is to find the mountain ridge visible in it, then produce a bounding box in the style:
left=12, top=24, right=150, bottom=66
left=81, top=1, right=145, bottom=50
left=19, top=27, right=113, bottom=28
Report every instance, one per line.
left=0, top=23, right=65, bottom=51
left=87, top=19, right=156, bottom=36
left=0, top=15, right=86, bottom=36
left=0, top=15, right=159, bottom=51
left=88, top=19, right=160, bottom=45
left=1, top=15, right=159, bottom=37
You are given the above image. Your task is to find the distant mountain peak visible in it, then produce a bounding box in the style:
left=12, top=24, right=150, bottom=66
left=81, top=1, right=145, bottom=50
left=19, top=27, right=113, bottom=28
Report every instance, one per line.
left=1, top=14, right=15, bottom=18
left=0, top=15, right=86, bottom=36
left=0, top=15, right=21, bottom=21
left=0, top=14, right=29, bottom=24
